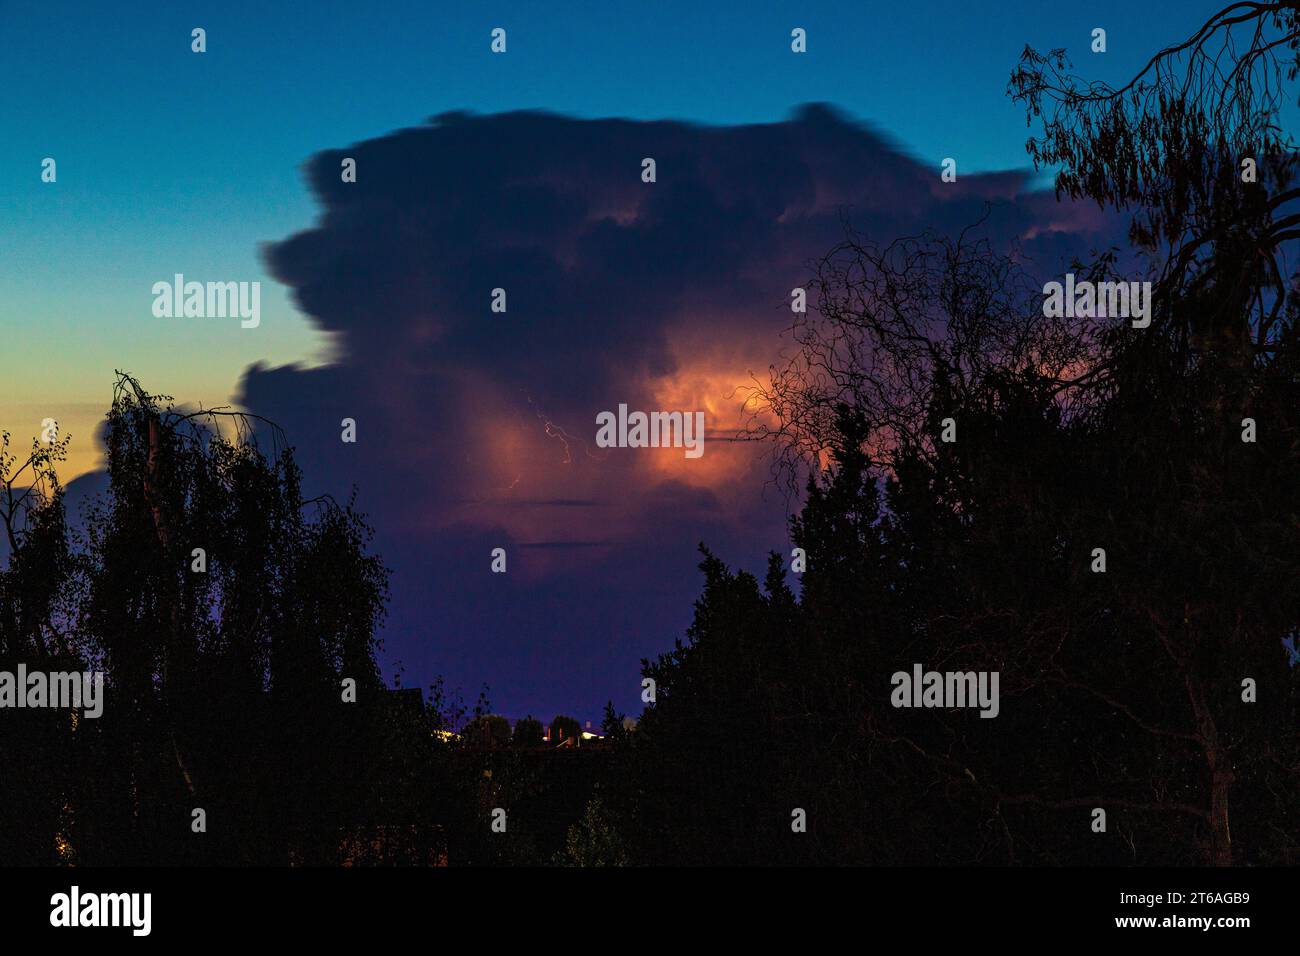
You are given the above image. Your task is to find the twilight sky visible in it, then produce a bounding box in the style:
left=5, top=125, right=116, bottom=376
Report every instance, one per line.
left=0, top=0, right=1228, bottom=719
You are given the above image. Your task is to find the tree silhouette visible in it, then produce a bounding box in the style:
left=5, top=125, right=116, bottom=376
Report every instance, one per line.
left=1003, top=1, right=1300, bottom=865
left=551, top=715, right=581, bottom=744
left=1008, top=2, right=1300, bottom=361
left=0, top=374, right=442, bottom=864
left=606, top=7, right=1300, bottom=865
left=0, top=428, right=80, bottom=863
left=512, top=715, right=544, bottom=747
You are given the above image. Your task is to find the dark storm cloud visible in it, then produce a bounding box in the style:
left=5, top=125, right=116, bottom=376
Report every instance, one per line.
left=239, top=104, right=1122, bottom=720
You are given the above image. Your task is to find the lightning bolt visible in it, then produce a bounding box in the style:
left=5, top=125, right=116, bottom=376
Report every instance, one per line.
left=521, top=390, right=604, bottom=464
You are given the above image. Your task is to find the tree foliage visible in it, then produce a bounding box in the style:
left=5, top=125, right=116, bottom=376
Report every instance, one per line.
left=607, top=6, right=1300, bottom=865
left=0, top=374, right=440, bottom=864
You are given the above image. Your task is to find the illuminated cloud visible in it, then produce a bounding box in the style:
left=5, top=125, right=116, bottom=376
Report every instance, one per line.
left=237, top=104, right=1123, bottom=716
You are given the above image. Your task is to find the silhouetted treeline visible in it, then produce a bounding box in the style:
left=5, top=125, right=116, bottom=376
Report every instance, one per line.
left=593, top=4, right=1300, bottom=866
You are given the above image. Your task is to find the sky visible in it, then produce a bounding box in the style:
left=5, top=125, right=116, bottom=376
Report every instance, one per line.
left=0, top=0, right=1231, bottom=719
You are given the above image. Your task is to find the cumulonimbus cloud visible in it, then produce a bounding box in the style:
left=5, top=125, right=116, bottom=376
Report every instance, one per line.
left=236, top=104, right=1121, bottom=718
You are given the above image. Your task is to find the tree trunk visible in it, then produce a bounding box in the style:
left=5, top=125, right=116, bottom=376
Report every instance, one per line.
left=1185, top=672, right=1233, bottom=865
left=1207, top=759, right=1234, bottom=867
left=137, top=401, right=198, bottom=804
